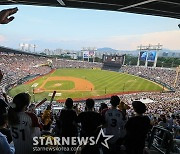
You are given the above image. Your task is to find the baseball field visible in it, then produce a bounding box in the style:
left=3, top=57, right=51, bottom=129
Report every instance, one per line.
left=8, top=68, right=163, bottom=102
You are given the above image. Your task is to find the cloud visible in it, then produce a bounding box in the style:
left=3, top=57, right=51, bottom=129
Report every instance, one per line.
left=1, top=30, right=180, bottom=51
left=101, top=30, right=180, bottom=50
left=42, top=30, right=180, bottom=50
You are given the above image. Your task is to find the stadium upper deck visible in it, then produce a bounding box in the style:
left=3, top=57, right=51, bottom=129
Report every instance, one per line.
left=1, top=0, right=180, bottom=19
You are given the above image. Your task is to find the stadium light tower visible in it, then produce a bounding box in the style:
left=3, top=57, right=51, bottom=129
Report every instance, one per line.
left=19, top=43, right=24, bottom=51
left=31, top=44, right=37, bottom=52
left=27, top=44, right=31, bottom=52
left=34, top=44, right=37, bottom=52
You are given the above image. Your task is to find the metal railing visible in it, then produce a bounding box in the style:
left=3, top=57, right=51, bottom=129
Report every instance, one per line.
left=148, top=126, right=174, bottom=154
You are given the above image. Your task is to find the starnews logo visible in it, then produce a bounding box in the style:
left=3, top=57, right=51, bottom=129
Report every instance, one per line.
left=33, top=128, right=113, bottom=151
left=95, top=128, right=113, bottom=149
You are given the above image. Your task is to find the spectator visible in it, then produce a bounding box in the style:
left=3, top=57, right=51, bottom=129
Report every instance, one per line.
left=151, top=117, right=158, bottom=126
left=167, top=114, right=176, bottom=130
left=158, top=115, right=168, bottom=129
left=103, top=96, right=127, bottom=154
left=41, top=105, right=53, bottom=131
left=77, top=98, right=103, bottom=137
left=118, top=101, right=130, bottom=120
left=0, top=114, right=12, bottom=144
left=8, top=93, right=41, bottom=154
left=57, top=98, right=78, bottom=137
left=125, top=101, right=151, bottom=154
left=0, top=132, right=15, bottom=154
left=99, top=103, right=108, bottom=113
left=0, top=99, right=8, bottom=115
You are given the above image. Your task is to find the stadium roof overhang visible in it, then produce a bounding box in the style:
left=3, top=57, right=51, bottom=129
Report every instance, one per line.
left=1, top=0, right=180, bottom=19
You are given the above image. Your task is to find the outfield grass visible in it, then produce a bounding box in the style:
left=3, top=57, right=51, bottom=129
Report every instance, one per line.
left=8, top=68, right=163, bottom=101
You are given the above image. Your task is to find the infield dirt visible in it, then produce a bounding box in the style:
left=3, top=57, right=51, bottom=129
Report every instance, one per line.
left=34, top=76, right=94, bottom=93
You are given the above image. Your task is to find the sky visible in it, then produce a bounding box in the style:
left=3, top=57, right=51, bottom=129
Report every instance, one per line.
left=0, top=4, right=180, bottom=52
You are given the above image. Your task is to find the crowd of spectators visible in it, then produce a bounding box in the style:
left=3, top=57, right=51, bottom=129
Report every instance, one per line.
left=0, top=53, right=103, bottom=92
left=52, top=58, right=102, bottom=69
left=0, top=91, right=179, bottom=154
left=69, top=92, right=180, bottom=129
left=119, top=92, right=180, bottom=116
left=121, top=65, right=180, bottom=90
left=0, top=53, right=51, bottom=89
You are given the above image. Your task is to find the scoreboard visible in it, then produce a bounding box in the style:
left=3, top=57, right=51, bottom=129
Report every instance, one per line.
left=102, top=54, right=125, bottom=70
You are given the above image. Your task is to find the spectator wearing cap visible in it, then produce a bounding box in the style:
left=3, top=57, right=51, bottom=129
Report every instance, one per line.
left=124, top=101, right=151, bottom=154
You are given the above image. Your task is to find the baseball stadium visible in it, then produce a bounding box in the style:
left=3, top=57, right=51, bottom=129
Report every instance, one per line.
left=0, top=1, right=180, bottom=154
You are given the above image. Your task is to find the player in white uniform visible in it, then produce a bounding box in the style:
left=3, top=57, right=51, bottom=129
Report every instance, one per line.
left=104, top=95, right=127, bottom=144
left=8, top=93, right=41, bottom=154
